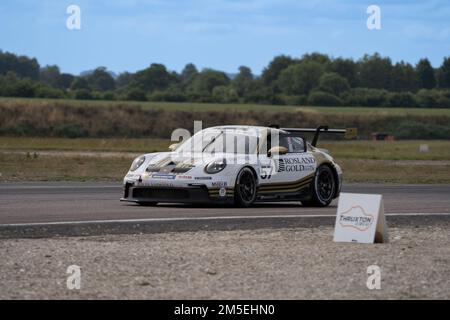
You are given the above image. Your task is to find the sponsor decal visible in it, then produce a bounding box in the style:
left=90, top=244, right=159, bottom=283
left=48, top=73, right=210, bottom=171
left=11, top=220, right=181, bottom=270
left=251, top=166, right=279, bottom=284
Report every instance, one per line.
left=141, top=182, right=174, bottom=187
left=212, top=181, right=227, bottom=187
left=151, top=173, right=176, bottom=180
left=177, top=175, right=193, bottom=180
left=195, top=176, right=212, bottom=180
left=338, top=205, right=375, bottom=231
left=334, top=193, right=388, bottom=243
left=278, top=157, right=315, bottom=172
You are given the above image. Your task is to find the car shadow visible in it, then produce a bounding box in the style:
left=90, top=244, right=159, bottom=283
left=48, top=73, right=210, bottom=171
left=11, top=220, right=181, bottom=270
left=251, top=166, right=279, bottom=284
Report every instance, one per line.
left=122, top=201, right=337, bottom=209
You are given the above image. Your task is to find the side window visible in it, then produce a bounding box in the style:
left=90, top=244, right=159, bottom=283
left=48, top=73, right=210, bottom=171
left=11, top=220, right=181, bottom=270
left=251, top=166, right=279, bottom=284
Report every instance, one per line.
left=265, top=132, right=305, bottom=153
left=289, top=137, right=305, bottom=153
left=280, top=135, right=305, bottom=153
left=279, top=136, right=291, bottom=150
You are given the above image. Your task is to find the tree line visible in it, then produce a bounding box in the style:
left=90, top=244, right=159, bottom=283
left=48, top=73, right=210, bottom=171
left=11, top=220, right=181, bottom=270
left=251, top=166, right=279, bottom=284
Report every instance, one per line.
left=1, top=50, right=450, bottom=108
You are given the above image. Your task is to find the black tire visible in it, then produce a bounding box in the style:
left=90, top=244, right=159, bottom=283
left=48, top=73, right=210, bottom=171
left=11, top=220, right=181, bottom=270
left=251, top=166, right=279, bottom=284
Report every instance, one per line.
left=234, top=167, right=257, bottom=207
left=137, top=201, right=158, bottom=206
left=302, top=165, right=336, bottom=207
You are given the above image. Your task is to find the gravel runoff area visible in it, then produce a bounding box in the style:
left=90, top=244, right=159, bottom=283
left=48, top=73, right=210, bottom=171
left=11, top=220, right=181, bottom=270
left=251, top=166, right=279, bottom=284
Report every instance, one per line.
left=0, top=224, right=449, bottom=300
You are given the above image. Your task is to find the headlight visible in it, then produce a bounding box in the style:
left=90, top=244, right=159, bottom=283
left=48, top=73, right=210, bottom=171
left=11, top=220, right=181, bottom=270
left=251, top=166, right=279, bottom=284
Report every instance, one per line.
left=205, top=159, right=227, bottom=174
left=130, top=156, right=146, bottom=172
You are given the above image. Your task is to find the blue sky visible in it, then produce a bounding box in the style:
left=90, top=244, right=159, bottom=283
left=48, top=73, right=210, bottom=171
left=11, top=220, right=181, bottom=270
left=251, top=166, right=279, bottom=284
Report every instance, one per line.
left=1, top=0, right=449, bottom=75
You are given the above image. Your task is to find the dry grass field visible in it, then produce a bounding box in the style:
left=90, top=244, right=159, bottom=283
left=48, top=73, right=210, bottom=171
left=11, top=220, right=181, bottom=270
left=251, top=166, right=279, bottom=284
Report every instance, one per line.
left=2, top=97, right=450, bottom=116
left=0, top=138, right=448, bottom=183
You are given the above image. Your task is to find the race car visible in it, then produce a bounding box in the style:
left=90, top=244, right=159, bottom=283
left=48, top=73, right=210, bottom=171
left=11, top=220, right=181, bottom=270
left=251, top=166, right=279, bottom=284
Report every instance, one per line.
left=121, top=125, right=347, bottom=207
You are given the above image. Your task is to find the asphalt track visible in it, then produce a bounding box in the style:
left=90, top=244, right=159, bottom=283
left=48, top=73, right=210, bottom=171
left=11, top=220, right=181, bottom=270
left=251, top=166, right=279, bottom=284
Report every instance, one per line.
left=0, top=182, right=449, bottom=225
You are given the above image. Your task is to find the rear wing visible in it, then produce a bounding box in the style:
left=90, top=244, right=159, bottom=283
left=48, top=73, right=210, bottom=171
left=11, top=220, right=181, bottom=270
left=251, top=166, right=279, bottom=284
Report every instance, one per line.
left=281, top=125, right=357, bottom=147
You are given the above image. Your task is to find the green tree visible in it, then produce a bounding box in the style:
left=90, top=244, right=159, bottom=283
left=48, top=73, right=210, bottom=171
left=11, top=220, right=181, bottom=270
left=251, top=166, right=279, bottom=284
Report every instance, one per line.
left=0, top=72, right=19, bottom=96
left=317, top=72, right=350, bottom=96
left=416, top=58, right=436, bottom=89
left=212, top=85, right=238, bottom=103
left=86, top=67, right=116, bottom=91
left=40, top=65, right=60, bottom=87
left=0, top=51, right=40, bottom=80
left=232, top=66, right=253, bottom=97
left=180, top=63, right=198, bottom=84
left=57, top=73, right=75, bottom=89
left=188, top=69, right=230, bottom=95
left=116, top=72, right=133, bottom=88
left=437, top=57, right=450, bottom=88
left=357, top=53, right=393, bottom=89
left=74, top=89, right=93, bottom=100
left=35, top=85, right=66, bottom=99
left=125, top=88, right=147, bottom=101
left=133, top=63, right=175, bottom=92
left=416, top=89, right=440, bottom=108
left=150, top=85, right=186, bottom=102
left=299, top=52, right=331, bottom=66
left=40, top=65, right=74, bottom=89
left=307, top=91, right=342, bottom=106
left=261, top=55, right=296, bottom=85
left=387, top=92, right=416, bottom=107
left=70, top=77, right=90, bottom=90
left=341, top=88, right=389, bottom=107
left=390, top=61, right=419, bottom=92
left=242, top=79, right=278, bottom=104
left=330, top=58, right=358, bottom=87
left=277, top=62, right=324, bottom=95
left=11, top=78, right=37, bottom=97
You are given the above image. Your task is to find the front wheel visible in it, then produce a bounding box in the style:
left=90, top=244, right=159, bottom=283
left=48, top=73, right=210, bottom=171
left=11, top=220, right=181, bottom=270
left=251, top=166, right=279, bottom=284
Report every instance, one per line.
left=234, top=167, right=257, bottom=207
left=302, top=165, right=336, bottom=207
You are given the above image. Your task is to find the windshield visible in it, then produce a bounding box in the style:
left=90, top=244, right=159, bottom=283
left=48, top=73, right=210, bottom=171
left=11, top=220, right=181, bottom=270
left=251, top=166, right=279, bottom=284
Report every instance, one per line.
left=176, top=129, right=259, bottom=155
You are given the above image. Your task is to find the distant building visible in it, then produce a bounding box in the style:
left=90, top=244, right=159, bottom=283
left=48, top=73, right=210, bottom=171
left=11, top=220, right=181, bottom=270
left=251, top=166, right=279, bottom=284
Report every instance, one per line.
left=371, top=132, right=395, bottom=141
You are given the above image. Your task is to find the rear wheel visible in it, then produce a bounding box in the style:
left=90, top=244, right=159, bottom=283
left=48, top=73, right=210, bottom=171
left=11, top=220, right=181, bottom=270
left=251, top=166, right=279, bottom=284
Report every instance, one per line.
left=234, top=167, right=257, bottom=207
left=302, top=165, right=336, bottom=207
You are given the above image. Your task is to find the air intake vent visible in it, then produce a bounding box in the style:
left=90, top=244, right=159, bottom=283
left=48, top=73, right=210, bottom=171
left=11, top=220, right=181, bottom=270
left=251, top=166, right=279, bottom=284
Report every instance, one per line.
left=132, top=188, right=190, bottom=199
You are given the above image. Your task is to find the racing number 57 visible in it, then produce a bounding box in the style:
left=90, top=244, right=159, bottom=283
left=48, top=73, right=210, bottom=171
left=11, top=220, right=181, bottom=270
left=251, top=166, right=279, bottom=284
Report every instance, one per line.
left=260, top=165, right=274, bottom=180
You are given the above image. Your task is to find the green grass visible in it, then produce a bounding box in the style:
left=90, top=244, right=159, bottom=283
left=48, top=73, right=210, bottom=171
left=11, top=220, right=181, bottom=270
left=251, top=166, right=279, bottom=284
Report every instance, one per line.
left=2, top=97, right=450, bottom=116
left=0, top=153, right=448, bottom=183
left=0, top=137, right=170, bottom=153
left=1, top=137, right=449, bottom=160
left=339, top=159, right=450, bottom=184
left=0, top=97, right=299, bottom=112
left=0, top=152, right=132, bottom=182
left=320, top=140, right=450, bottom=161
left=1, top=138, right=449, bottom=183
left=300, top=106, right=450, bottom=116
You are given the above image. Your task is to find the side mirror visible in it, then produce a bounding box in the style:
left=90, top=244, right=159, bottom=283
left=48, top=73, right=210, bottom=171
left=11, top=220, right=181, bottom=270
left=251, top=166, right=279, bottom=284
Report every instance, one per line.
left=268, top=146, right=288, bottom=157
left=168, top=143, right=180, bottom=151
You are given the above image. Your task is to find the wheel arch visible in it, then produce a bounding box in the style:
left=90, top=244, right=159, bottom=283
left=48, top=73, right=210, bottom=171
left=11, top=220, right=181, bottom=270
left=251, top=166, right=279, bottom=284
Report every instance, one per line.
left=318, top=161, right=340, bottom=199
left=236, top=165, right=259, bottom=186
left=233, top=165, right=259, bottom=207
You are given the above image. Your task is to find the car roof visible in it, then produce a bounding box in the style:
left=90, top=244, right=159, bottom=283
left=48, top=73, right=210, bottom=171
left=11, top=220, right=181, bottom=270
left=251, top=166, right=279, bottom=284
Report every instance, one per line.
left=208, top=125, right=287, bottom=134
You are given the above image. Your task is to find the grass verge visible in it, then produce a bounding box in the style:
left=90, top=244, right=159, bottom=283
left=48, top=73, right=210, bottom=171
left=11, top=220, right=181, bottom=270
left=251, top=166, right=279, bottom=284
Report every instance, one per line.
left=1, top=152, right=448, bottom=183
left=320, top=140, right=450, bottom=160
left=0, top=137, right=169, bottom=153
left=1, top=138, right=449, bottom=160
left=2, top=97, right=450, bottom=116
left=1, top=138, right=449, bottom=183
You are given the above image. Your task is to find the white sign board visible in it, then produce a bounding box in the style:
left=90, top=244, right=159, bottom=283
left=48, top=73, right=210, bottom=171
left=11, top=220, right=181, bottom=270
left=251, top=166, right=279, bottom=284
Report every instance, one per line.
left=333, top=193, right=388, bottom=244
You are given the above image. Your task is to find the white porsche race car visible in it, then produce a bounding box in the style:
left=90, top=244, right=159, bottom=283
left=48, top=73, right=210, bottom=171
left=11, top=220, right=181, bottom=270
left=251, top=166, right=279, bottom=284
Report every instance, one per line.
left=121, top=125, right=346, bottom=207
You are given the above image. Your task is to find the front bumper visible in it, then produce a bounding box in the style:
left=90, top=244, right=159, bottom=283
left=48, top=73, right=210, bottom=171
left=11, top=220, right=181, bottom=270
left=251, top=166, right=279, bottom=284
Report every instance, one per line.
left=120, top=183, right=234, bottom=204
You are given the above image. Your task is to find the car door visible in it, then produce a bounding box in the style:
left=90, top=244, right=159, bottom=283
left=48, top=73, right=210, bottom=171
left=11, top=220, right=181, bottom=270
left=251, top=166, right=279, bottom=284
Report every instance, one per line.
left=258, top=132, right=316, bottom=194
